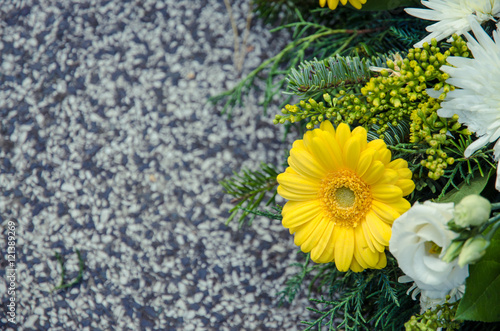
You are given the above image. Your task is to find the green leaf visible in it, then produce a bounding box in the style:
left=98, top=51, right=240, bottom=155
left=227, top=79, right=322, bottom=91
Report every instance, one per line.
left=437, top=173, right=490, bottom=204
left=455, top=231, right=500, bottom=322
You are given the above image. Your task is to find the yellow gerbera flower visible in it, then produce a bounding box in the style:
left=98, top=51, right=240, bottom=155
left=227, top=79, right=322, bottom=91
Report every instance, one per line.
left=319, top=0, right=367, bottom=10
left=277, top=121, right=414, bottom=272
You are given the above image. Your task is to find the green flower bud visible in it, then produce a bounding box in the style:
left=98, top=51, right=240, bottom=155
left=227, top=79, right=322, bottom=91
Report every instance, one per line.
left=454, top=195, right=491, bottom=227
left=323, top=93, right=331, bottom=104
left=441, top=240, right=464, bottom=263
left=308, top=98, right=317, bottom=108
left=458, top=237, right=490, bottom=268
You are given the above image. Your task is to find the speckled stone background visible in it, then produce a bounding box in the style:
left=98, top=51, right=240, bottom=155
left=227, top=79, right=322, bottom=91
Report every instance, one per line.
left=0, top=0, right=316, bottom=330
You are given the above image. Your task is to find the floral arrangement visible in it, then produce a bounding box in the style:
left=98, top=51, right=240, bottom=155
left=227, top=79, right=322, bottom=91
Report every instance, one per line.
left=217, top=0, right=500, bottom=329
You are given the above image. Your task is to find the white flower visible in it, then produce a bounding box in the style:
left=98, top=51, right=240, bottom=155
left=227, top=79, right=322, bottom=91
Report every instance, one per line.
left=405, top=0, right=500, bottom=48
left=436, top=19, right=500, bottom=190
left=389, top=201, right=469, bottom=302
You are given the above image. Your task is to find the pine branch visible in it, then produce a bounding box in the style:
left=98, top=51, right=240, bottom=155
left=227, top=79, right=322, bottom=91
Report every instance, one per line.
left=285, top=54, right=389, bottom=99
left=220, top=163, right=279, bottom=226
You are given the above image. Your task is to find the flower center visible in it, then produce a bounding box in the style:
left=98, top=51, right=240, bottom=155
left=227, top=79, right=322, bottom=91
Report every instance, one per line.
left=319, top=169, right=372, bottom=228
left=425, top=241, right=442, bottom=255
left=335, top=187, right=356, bottom=208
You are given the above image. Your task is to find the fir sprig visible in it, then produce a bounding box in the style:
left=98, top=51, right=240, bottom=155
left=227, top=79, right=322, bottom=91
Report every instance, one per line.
left=220, top=163, right=279, bottom=226
left=285, top=54, right=389, bottom=100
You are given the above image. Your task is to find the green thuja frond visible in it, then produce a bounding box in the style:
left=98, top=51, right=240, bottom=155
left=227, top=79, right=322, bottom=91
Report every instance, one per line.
left=300, top=255, right=418, bottom=330
left=221, top=163, right=279, bottom=226
left=285, top=54, right=389, bottom=99
left=277, top=252, right=314, bottom=306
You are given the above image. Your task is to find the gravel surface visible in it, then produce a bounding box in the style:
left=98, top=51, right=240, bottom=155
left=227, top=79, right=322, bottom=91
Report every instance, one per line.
left=0, top=0, right=315, bottom=330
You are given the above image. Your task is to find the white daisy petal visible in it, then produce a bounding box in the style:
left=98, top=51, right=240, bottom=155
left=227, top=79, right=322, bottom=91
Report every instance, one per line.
left=405, top=0, right=500, bottom=48
left=437, top=19, right=500, bottom=189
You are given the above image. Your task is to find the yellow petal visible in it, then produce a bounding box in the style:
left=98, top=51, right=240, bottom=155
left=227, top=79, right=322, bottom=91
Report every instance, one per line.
left=310, top=136, right=341, bottom=172
left=282, top=199, right=299, bottom=216
left=277, top=172, right=320, bottom=195
left=303, top=130, right=320, bottom=154
left=293, top=214, right=322, bottom=246
left=343, top=136, right=362, bottom=170
left=354, top=226, right=380, bottom=268
left=362, top=219, right=384, bottom=252
left=318, top=130, right=344, bottom=169
left=356, top=148, right=376, bottom=177
left=373, top=168, right=399, bottom=185
left=348, top=0, right=362, bottom=9
left=334, top=227, right=354, bottom=272
left=375, top=251, right=387, bottom=269
left=366, top=140, right=391, bottom=165
left=366, top=139, right=386, bottom=152
left=289, top=148, right=326, bottom=179
left=351, top=126, right=368, bottom=150
left=327, top=0, right=340, bottom=9
left=388, top=198, right=411, bottom=214
left=377, top=148, right=391, bottom=165
left=277, top=185, right=317, bottom=201
left=335, top=123, right=352, bottom=149
left=371, top=200, right=402, bottom=223
left=365, top=211, right=392, bottom=246
left=350, top=257, right=364, bottom=272
left=292, top=139, right=305, bottom=150
left=301, top=215, right=328, bottom=253
left=319, top=0, right=326, bottom=6
left=320, top=120, right=336, bottom=136
left=282, top=200, right=322, bottom=228
left=397, top=168, right=413, bottom=180
left=387, top=158, right=408, bottom=170
left=310, top=220, right=335, bottom=263
left=372, top=184, right=403, bottom=203
left=360, top=160, right=385, bottom=185
left=396, top=179, right=415, bottom=196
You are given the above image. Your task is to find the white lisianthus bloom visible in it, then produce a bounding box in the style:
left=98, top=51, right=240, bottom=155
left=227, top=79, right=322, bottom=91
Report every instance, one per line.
left=405, top=0, right=500, bottom=48
left=436, top=19, right=500, bottom=190
left=389, top=201, right=469, bottom=309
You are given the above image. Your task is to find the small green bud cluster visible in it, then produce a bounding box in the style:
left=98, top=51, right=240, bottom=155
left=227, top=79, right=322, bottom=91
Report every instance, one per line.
left=405, top=297, right=460, bottom=331
left=448, top=34, right=472, bottom=58
left=411, top=100, right=467, bottom=180
left=273, top=97, right=330, bottom=129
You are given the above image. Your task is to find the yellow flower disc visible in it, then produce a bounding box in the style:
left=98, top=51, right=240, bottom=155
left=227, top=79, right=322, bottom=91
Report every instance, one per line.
left=277, top=121, right=414, bottom=272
